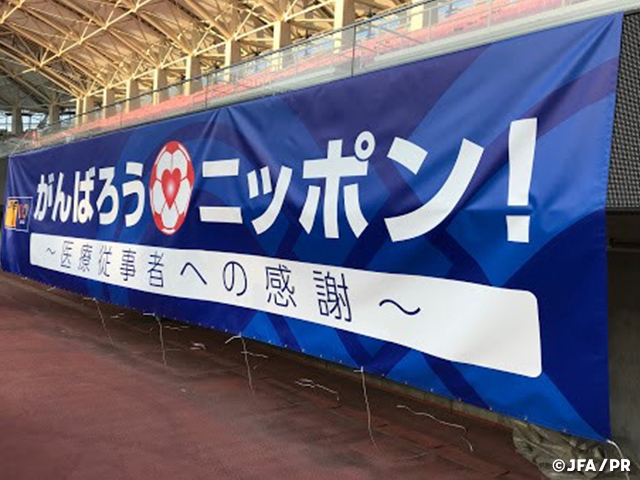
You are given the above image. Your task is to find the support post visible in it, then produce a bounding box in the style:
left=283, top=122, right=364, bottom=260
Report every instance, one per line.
left=83, top=96, right=96, bottom=121
left=333, top=0, right=355, bottom=52
left=125, top=78, right=140, bottom=113
left=74, top=98, right=83, bottom=127
left=153, top=68, right=168, bottom=104
left=410, top=0, right=425, bottom=30
left=224, top=39, right=241, bottom=82
left=48, top=104, right=60, bottom=126
left=273, top=20, right=291, bottom=50
left=102, top=88, right=115, bottom=119
left=11, top=105, right=22, bottom=135
left=184, top=55, right=202, bottom=96
left=273, top=20, right=291, bottom=70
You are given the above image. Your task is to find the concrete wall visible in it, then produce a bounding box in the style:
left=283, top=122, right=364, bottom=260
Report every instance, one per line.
left=0, top=156, right=7, bottom=207
left=0, top=156, right=7, bottom=229
left=607, top=213, right=640, bottom=461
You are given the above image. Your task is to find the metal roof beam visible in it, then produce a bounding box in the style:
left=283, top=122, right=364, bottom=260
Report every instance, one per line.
left=2, top=23, right=98, bottom=87
left=0, top=60, right=51, bottom=104
left=0, top=38, right=83, bottom=96
left=5, top=5, right=116, bottom=79
left=180, top=0, right=233, bottom=40
left=30, top=0, right=158, bottom=70
left=0, top=0, right=26, bottom=25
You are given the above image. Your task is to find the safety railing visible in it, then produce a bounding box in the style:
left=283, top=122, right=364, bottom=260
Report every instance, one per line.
left=0, top=0, right=629, bottom=157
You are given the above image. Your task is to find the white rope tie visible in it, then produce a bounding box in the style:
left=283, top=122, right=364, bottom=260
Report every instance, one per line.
left=242, top=351, right=268, bottom=359
left=356, top=367, right=380, bottom=449
left=165, top=325, right=189, bottom=331
left=397, top=404, right=473, bottom=452
left=295, top=378, right=340, bottom=402
left=226, top=334, right=255, bottom=396
left=143, top=313, right=167, bottom=369
left=93, top=299, right=115, bottom=347
left=154, top=315, right=167, bottom=370
left=190, top=342, right=206, bottom=351
left=607, top=439, right=631, bottom=480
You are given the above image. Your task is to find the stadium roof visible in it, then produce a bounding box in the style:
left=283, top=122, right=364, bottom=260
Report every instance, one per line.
left=0, top=0, right=400, bottom=110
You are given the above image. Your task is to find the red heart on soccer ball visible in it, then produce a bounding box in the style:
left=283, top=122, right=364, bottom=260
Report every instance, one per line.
left=161, top=168, right=182, bottom=208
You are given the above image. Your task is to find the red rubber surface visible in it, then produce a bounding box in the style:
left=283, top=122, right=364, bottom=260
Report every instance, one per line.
left=0, top=270, right=543, bottom=479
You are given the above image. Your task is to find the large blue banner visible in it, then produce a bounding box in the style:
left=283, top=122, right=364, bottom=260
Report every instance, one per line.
left=2, top=15, right=621, bottom=439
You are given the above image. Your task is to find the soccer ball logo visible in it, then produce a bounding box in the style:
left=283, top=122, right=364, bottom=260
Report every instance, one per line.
left=149, top=141, right=195, bottom=235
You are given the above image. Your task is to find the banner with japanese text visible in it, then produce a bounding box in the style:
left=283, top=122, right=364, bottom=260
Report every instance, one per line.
left=1, top=14, right=622, bottom=439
